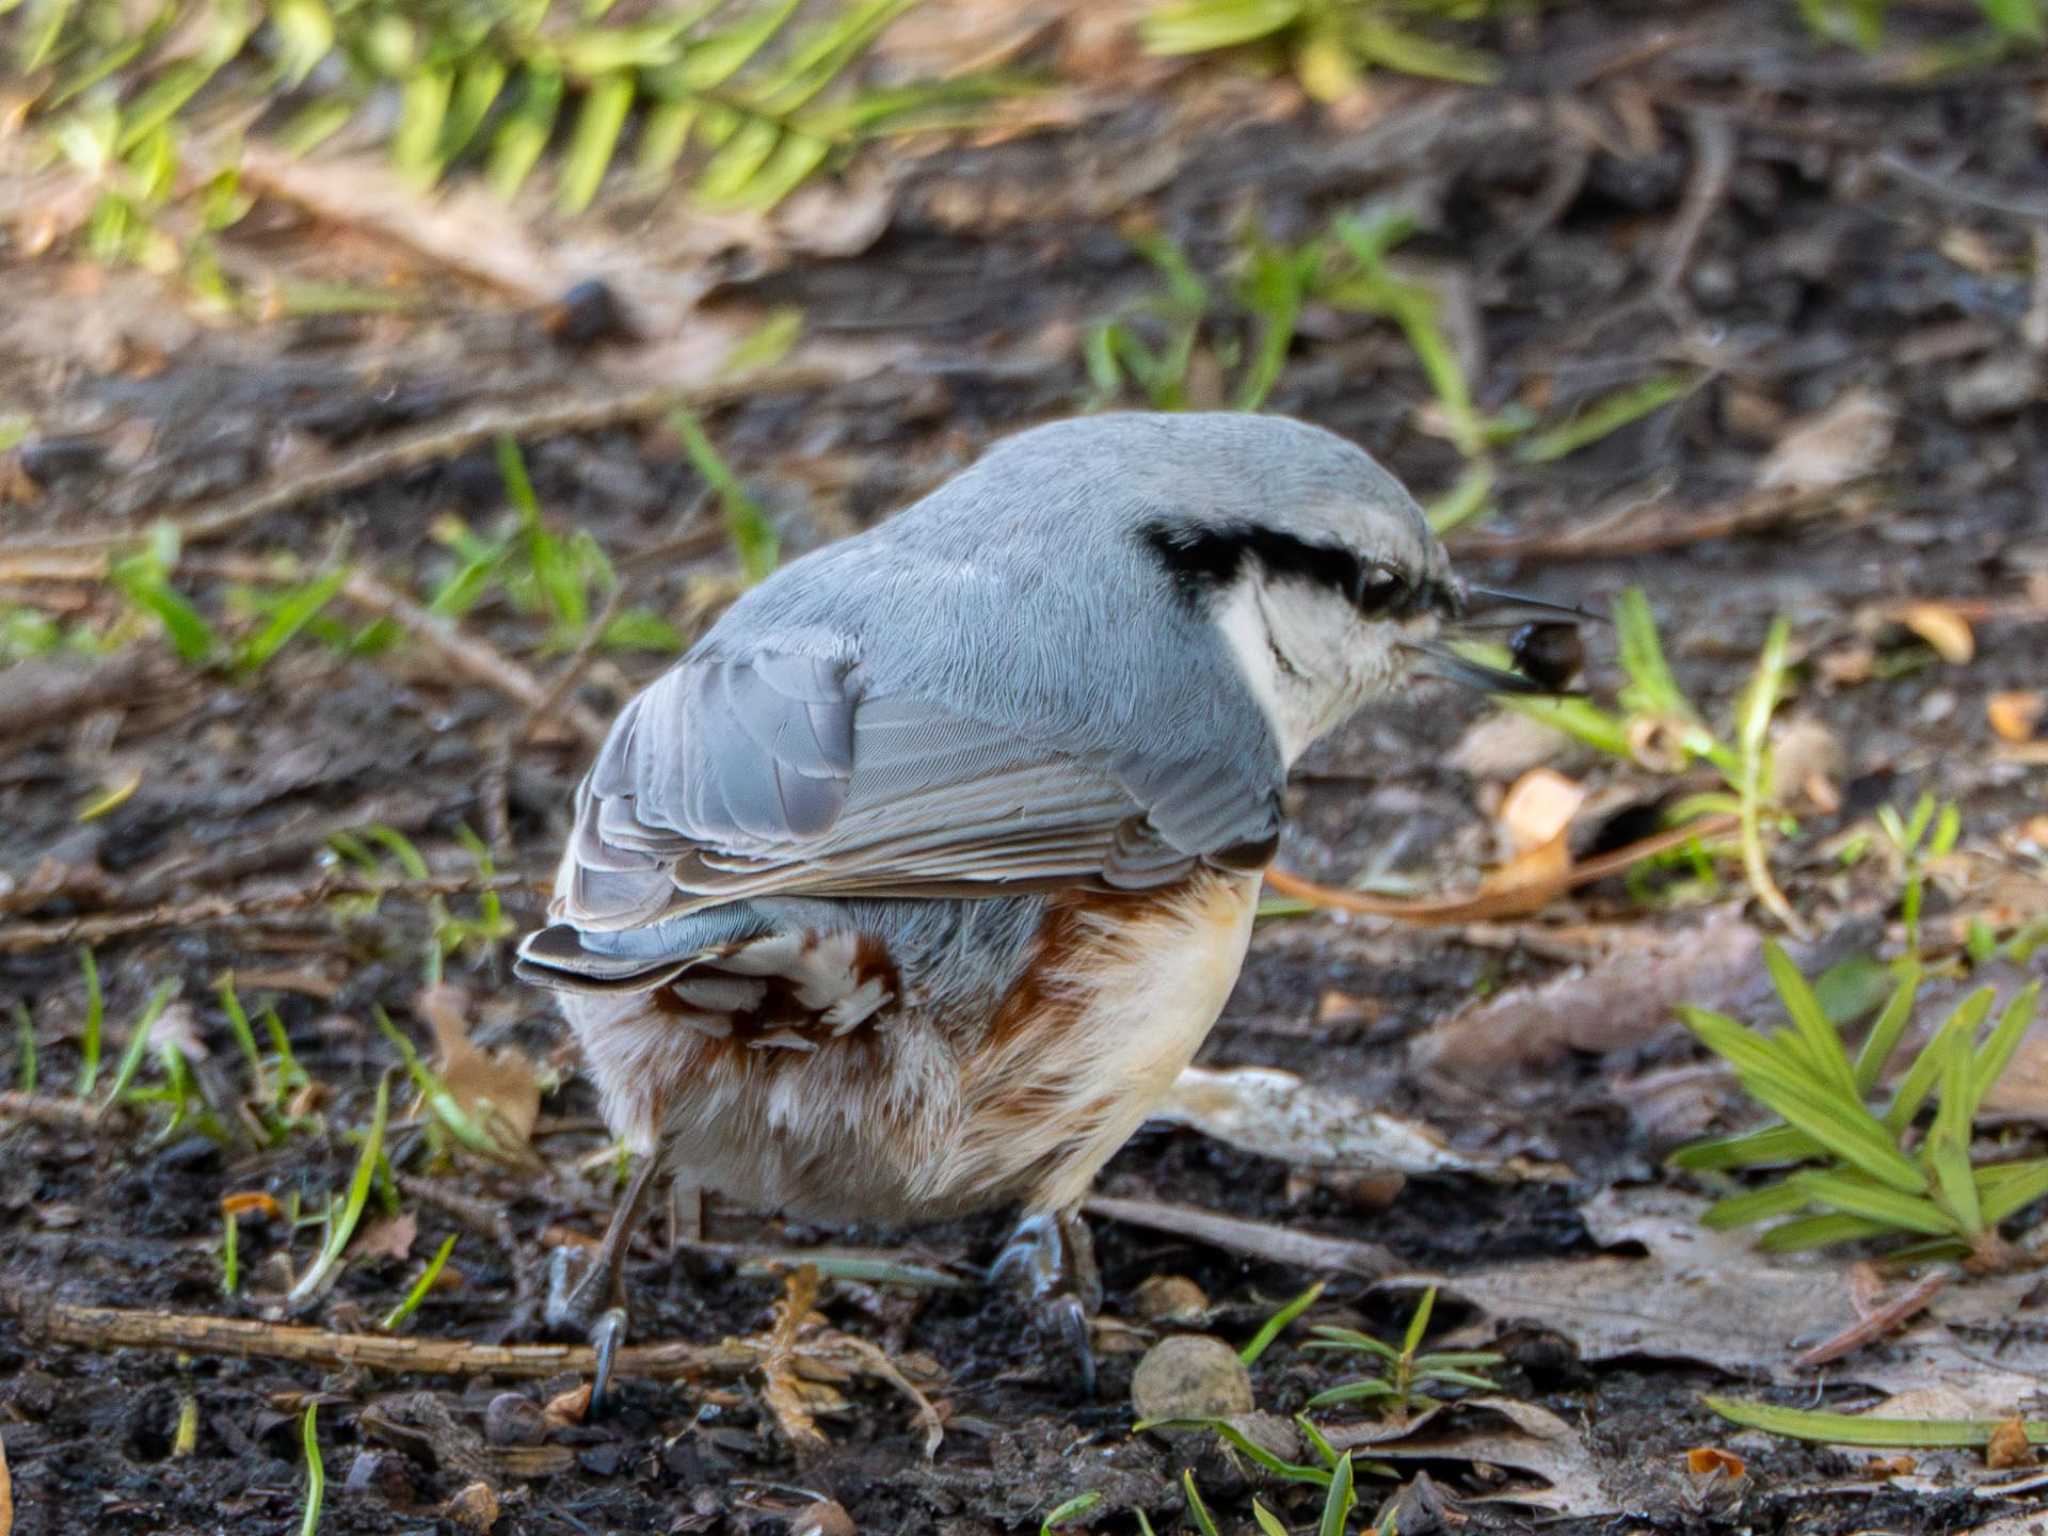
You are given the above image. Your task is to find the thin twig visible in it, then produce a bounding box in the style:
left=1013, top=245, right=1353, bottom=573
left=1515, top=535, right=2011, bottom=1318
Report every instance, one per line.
left=0, top=871, right=544, bottom=955
left=0, top=1091, right=136, bottom=1131
left=1658, top=108, right=1736, bottom=296
left=1085, top=1195, right=1397, bottom=1276
left=1794, top=1268, right=1951, bottom=1368
left=519, top=583, right=626, bottom=744
left=0, top=369, right=841, bottom=562
left=2, top=1290, right=756, bottom=1380
left=1262, top=815, right=1739, bottom=927
left=1454, top=484, right=1861, bottom=563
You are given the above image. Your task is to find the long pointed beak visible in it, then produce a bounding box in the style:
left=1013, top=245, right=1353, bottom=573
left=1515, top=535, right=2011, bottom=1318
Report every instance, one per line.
left=1408, top=640, right=1568, bottom=696
left=1460, top=586, right=1611, bottom=625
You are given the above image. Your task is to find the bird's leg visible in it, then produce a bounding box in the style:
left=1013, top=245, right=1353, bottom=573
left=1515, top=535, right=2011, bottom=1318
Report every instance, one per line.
left=990, top=1208, right=1103, bottom=1396
left=546, top=1153, right=662, bottom=1414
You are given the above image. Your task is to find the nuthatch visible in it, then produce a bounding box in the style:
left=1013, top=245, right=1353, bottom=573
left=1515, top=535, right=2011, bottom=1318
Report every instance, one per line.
left=517, top=412, right=1572, bottom=1405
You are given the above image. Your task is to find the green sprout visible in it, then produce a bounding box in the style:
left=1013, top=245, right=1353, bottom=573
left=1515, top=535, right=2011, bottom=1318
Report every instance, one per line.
left=1143, top=0, right=1502, bottom=99
left=1675, top=943, right=2046, bottom=1267
left=1303, top=1285, right=1503, bottom=1416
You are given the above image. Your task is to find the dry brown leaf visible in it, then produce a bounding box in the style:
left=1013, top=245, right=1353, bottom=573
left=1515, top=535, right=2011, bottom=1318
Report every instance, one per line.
left=417, top=986, right=540, bottom=1154
left=220, top=1191, right=282, bottom=1221
left=0, top=1424, right=12, bottom=1536
left=1500, top=768, right=1586, bottom=854
left=1329, top=1398, right=1618, bottom=1514
left=542, top=1383, right=591, bottom=1429
left=1989, top=691, right=2045, bottom=743
left=348, top=1212, right=418, bottom=1265
left=1686, top=1446, right=1746, bottom=1479
left=1988, top=1416, right=2038, bottom=1470
left=1901, top=602, right=1976, bottom=665
left=1756, top=387, right=1895, bottom=491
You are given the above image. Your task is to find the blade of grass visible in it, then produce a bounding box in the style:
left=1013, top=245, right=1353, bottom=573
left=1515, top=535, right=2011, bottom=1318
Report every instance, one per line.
left=1736, top=616, right=1805, bottom=936
left=236, top=567, right=348, bottom=672
left=103, top=979, right=176, bottom=1107
left=1240, top=1279, right=1324, bottom=1365
left=1706, top=1396, right=2048, bottom=1447
left=1136, top=1419, right=1332, bottom=1487
left=76, top=946, right=103, bottom=1096
left=1790, top=1171, right=1955, bottom=1237
left=284, top=1071, right=391, bottom=1309
left=1317, top=1451, right=1356, bottom=1536
left=1979, top=1160, right=2048, bottom=1225
left=14, top=1003, right=36, bottom=1093
left=1400, top=1285, right=1437, bottom=1356
left=1969, top=982, right=2041, bottom=1120
left=1755, top=1212, right=1896, bottom=1251
left=1885, top=989, right=1996, bottom=1135
left=380, top=1233, right=457, bottom=1330
left=298, top=1402, right=324, bottom=1536
left=1184, top=1470, right=1223, bottom=1536
left=1515, top=374, right=1693, bottom=463
left=1852, top=965, right=1922, bottom=1096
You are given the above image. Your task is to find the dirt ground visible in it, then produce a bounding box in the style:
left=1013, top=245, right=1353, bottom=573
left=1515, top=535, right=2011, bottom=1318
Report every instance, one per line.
left=4, top=1, right=2048, bottom=1532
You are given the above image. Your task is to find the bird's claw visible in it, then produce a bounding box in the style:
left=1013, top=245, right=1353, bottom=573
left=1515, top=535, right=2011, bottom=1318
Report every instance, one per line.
left=991, top=1210, right=1102, bottom=1397
left=545, top=1246, right=630, bottom=1417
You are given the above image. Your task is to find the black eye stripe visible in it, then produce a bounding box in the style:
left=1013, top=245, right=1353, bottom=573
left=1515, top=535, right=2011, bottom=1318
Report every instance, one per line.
left=1139, top=519, right=1419, bottom=617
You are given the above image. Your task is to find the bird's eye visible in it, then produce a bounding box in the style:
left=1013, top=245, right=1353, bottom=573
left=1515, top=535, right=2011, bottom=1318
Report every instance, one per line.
left=1354, top=565, right=1410, bottom=615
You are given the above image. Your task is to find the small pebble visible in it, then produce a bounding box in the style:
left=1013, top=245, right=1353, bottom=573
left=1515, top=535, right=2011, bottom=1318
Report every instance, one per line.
left=443, top=1479, right=500, bottom=1533
left=1133, top=1274, right=1209, bottom=1324
left=484, top=1391, right=547, bottom=1446
left=1131, top=1334, right=1254, bottom=1423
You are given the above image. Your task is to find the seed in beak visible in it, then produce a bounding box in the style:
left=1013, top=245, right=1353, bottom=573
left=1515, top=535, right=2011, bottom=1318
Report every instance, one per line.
left=1509, top=622, right=1585, bottom=692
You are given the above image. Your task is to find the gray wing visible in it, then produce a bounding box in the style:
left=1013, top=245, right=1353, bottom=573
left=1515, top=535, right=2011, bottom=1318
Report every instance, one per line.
left=547, top=646, right=1282, bottom=933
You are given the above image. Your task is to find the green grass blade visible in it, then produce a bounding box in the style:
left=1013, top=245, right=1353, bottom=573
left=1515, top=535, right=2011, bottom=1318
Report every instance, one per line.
left=394, top=64, right=453, bottom=184
left=75, top=946, right=103, bottom=1097
left=1886, top=989, right=1995, bottom=1135
left=1765, top=941, right=1859, bottom=1099
left=682, top=0, right=805, bottom=89
left=1701, top=1180, right=1809, bottom=1229
left=1671, top=1122, right=1823, bottom=1171
left=487, top=66, right=563, bottom=201
left=1401, top=1285, right=1436, bottom=1357
left=104, top=979, right=176, bottom=1106
left=1744, top=1072, right=1927, bottom=1194
left=1707, top=1396, right=2048, bottom=1447
left=669, top=407, right=778, bottom=582
left=1317, top=1451, right=1356, bottom=1536
left=1184, top=1470, right=1222, bottom=1536
left=285, top=1071, right=391, bottom=1308
left=1306, top=1325, right=1401, bottom=1362
left=1755, top=1212, right=1894, bottom=1251
left=1978, top=1160, right=2048, bottom=1226
left=1516, top=374, right=1691, bottom=463
left=237, top=567, right=348, bottom=672
left=1791, top=1171, right=1955, bottom=1237
left=1852, top=965, right=1921, bottom=1095
left=1970, top=982, right=2040, bottom=1120
left=298, top=1402, right=324, bottom=1536
left=558, top=71, right=634, bottom=214
left=380, top=1233, right=457, bottom=1330
left=1305, top=1378, right=1400, bottom=1408
left=1240, top=1279, right=1323, bottom=1365
left=1145, top=0, right=1306, bottom=55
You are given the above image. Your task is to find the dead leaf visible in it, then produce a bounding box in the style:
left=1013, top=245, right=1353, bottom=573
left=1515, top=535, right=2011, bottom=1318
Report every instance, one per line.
left=1329, top=1398, right=1618, bottom=1514
left=1771, top=716, right=1844, bottom=811
left=443, top=1479, right=500, bottom=1534
left=1397, top=1187, right=2048, bottom=1412
left=148, top=1002, right=207, bottom=1062
left=1158, top=1065, right=1537, bottom=1178
left=220, top=1191, right=282, bottom=1220
left=1901, top=602, right=1976, bottom=665
left=1499, top=769, right=1586, bottom=854
left=1756, top=387, right=1895, bottom=491
left=417, top=986, right=540, bottom=1154
left=348, top=1212, right=418, bottom=1265
left=1686, top=1446, right=1746, bottom=1479
left=1, top=1424, right=12, bottom=1536
left=1989, top=691, right=2044, bottom=743
left=1989, top=1416, right=2038, bottom=1471
left=543, top=1383, right=591, bottom=1429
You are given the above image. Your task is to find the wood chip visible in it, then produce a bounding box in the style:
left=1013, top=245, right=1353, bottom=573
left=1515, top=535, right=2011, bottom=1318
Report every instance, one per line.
left=1988, top=691, right=2044, bottom=743
left=1987, top=1416, right=2037, bottom=1471
left=1900, top=602, right=1976, bottom=664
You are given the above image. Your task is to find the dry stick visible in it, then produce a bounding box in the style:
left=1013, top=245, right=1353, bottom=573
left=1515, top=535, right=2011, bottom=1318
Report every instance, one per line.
left=0, top=871, right=545, bottom=955
left=1262, top=815, right=1739, bottom=927
left=0, top=1091, right=136, bottom=1131
left=3, top=1291, right=756, bottom=1381
left=1085, top=1196, right=1397, bottom=1277
left=1658, top=107, right=1736, bottom=298
left=1794, top=1268, right=1952, bottom=1369
left=1453, top=484, right=1858, bottom=563
left=338, top=568, right=610, bottom=749
left=0, top=367, right=843, bottom=562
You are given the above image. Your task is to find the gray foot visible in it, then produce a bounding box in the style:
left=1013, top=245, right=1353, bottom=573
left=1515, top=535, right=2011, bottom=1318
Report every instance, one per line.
left=990, top=1209, right=1103, bottom=1397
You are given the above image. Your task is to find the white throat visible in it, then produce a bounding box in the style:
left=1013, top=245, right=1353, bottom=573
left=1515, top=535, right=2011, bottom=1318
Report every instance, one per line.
left=1214, top=575, right=1386, bottom=765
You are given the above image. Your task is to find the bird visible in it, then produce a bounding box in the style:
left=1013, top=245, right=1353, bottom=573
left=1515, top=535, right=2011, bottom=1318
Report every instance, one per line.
left=515, top=411, right=1570, bottom=1406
